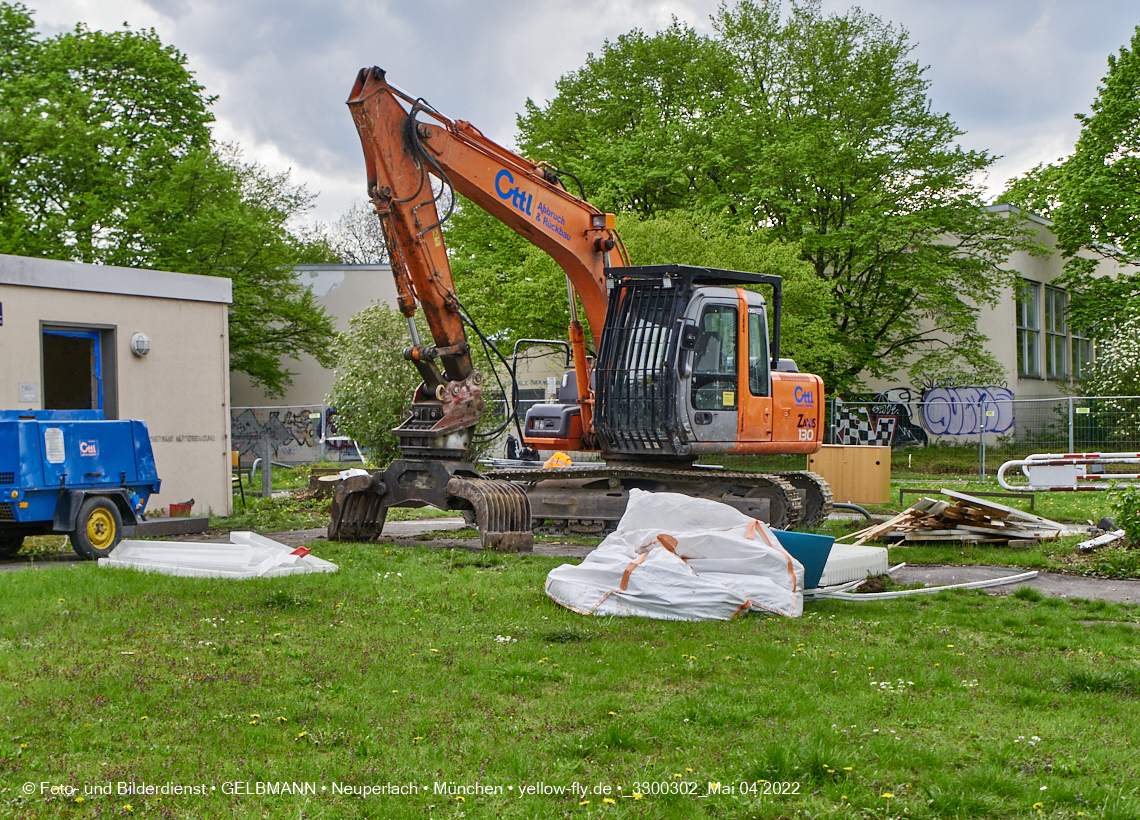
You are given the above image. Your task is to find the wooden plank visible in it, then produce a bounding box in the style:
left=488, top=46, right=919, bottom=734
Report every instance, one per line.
left=904, top=532, right=987, bottom=542
left=941, top=489, right=1063, bottom=529
left=958, top=524, right=1039, bottom=538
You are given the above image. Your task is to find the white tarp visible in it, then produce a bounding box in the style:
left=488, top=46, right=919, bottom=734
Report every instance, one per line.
left=99, top=531, right=338, bottom=579
left=545, top=489, right=804, bottom=620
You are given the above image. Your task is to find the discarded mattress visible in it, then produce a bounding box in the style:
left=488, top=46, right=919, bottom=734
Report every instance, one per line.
left=818, top=543, right=889, bottom=586
left=99, top=531, right=338, bottom=579
left=545, top=489, right=804, bottom=620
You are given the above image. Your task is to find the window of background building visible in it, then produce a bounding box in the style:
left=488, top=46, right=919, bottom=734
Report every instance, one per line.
left=1016, top=280, right=1040, bottom=378
left=1072, top=327, right=1093, bottom=380
left=1044, top=286, right=1068, bottom=379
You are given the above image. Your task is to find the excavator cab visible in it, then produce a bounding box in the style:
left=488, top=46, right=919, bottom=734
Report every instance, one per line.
left=528, top=265, right=823, bottom=459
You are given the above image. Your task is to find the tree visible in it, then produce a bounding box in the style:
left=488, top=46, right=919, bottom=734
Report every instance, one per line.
left=997, top=162, right=1066, bottom=221
left=327, top=303, right=423, bottom=465
left=0, top=2, right=337, bottom=395
left=1045, top=25, right=1140, bottom=343
left=329, top=198, right=388, bottom=264
left=512, top=0, right=1035, bottom=394
left=447, top=205, right=840, bottom=373
left=129, top=145, right=338, bottom=395
left=328, top=302, right=505, bottom=464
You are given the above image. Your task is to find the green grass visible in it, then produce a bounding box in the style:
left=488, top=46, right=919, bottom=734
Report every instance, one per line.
left=2, top=542, right=1139, bottom=818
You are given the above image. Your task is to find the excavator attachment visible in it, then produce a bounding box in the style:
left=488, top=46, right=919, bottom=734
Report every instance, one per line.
left=446, top=476, right=533, bottom=552
left=327, top=459, right=533, bottom=552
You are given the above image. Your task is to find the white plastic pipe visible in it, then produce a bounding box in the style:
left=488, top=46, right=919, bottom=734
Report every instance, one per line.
left=813, top=570, right=1038, bottom=601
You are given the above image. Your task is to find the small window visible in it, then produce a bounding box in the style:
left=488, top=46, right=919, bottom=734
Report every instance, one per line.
left=748, top=310, right=769, bottom=397
left=691, top=305, right=737, bottom=411
left=1044, top=287, right=1067, bottom=379
left=1072, top=329, right=1093, bottom=380
left=1016, top=280, right=1040, bottom=378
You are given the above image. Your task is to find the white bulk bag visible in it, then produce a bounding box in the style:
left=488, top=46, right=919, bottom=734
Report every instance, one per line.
left=545, top=489, right=803, bottom=620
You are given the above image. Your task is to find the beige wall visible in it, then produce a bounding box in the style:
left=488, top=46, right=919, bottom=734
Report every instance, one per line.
left=0, top=256, right=232, bottom=517
left=862, top=207, right=1135, bottom=400
left=230, top=265, right=398, bottom=407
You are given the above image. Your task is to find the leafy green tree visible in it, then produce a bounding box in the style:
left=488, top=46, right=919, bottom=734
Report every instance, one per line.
left=0, top=2, right=336, bottom=395
left=128, top=146, right=337, bottom=395
left=511, top=0, right=1035, bottom=394
left=328, top=303, right=423, bottom=465
left=447, top=206, right=840, bottom=372
left=997, top=162, right=1066, bottom=221
left=328, top=303, right=506, bottom=464
left=1043, top=25, right=1140, bottom=345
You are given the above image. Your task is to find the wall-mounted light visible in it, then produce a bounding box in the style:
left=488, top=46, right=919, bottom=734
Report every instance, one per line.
left=130, top=332, right=151, bottom=357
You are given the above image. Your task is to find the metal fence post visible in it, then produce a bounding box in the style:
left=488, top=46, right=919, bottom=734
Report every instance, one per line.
left=978, top=399, right=986, bottom=481
left=261, top=432, right=273, bottom=498
left=1068, top=397, right=1075, bottom=454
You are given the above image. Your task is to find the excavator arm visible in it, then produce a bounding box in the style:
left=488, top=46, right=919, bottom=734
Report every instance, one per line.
left=346, top=66, right=624, bottom=454
left=331, top=67, right=625, bottom=550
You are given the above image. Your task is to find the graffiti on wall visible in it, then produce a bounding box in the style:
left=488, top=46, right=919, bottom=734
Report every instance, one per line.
left=230, top=406, right=360, bottom=464
left=835, top=389, right=929, bottom=447
left=920, top=386, right=1015, bottom=436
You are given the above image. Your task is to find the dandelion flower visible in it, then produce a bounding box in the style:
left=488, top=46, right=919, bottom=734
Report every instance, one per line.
left=632, top=792, right=643, bottom=800
left=604, top=797, right=616, bottom=804
left=882, top=792, right=893, bottom=799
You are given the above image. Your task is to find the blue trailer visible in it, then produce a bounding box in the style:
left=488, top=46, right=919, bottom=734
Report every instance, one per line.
left=0, top=410, right=161, bottom=559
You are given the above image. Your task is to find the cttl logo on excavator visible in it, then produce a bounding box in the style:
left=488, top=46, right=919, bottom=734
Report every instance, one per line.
left=496, top=170, right=533, bottom=216
left=794, top=386, right=815, bottom=407
left=497, top=169, right=572, bottom=241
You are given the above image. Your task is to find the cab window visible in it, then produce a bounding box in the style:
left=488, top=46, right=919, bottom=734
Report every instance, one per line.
left=748, top=310, right=770, bottom=397
left=691, top=305, right=737, bottom=410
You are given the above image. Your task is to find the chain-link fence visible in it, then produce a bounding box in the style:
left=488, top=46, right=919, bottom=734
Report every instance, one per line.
left=823, top=394, right=1140, bottom=477
left=235, top=395, right=1140, bottom=476
left=230, top=405, right=365, bottom=466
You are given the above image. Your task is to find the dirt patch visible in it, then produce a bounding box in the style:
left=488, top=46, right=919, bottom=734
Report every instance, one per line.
left=855, top=574, right=890, bottom=593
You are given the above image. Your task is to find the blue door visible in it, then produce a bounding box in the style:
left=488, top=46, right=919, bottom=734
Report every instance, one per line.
left=42, top=329, right=102, bottom=411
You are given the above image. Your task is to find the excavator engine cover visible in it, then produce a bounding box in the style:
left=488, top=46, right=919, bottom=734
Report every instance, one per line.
left=328, top=459, right=533, bottom=552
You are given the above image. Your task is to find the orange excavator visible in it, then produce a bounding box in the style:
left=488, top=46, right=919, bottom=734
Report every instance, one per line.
left=328, top=67, right=831, bottom=550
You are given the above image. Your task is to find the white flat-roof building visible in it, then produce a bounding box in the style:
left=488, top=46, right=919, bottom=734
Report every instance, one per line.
left=0, top=254, right=233, bottom=516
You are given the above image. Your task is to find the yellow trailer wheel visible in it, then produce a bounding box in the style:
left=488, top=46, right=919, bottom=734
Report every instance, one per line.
left=70, top=497, right=123, bottom=560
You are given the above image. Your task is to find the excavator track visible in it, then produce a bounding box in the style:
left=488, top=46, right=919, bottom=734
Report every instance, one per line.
left=772, top=470, right=833, bottom=528
left=483, top=464, right=804, bottom=536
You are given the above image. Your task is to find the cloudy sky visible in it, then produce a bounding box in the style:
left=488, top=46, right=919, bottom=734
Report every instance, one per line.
left=29, top=0, right=1140, bottom=227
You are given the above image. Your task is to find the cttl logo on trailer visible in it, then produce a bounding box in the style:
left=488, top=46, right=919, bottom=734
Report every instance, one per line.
left=79, top=440, right=98, bottom=457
